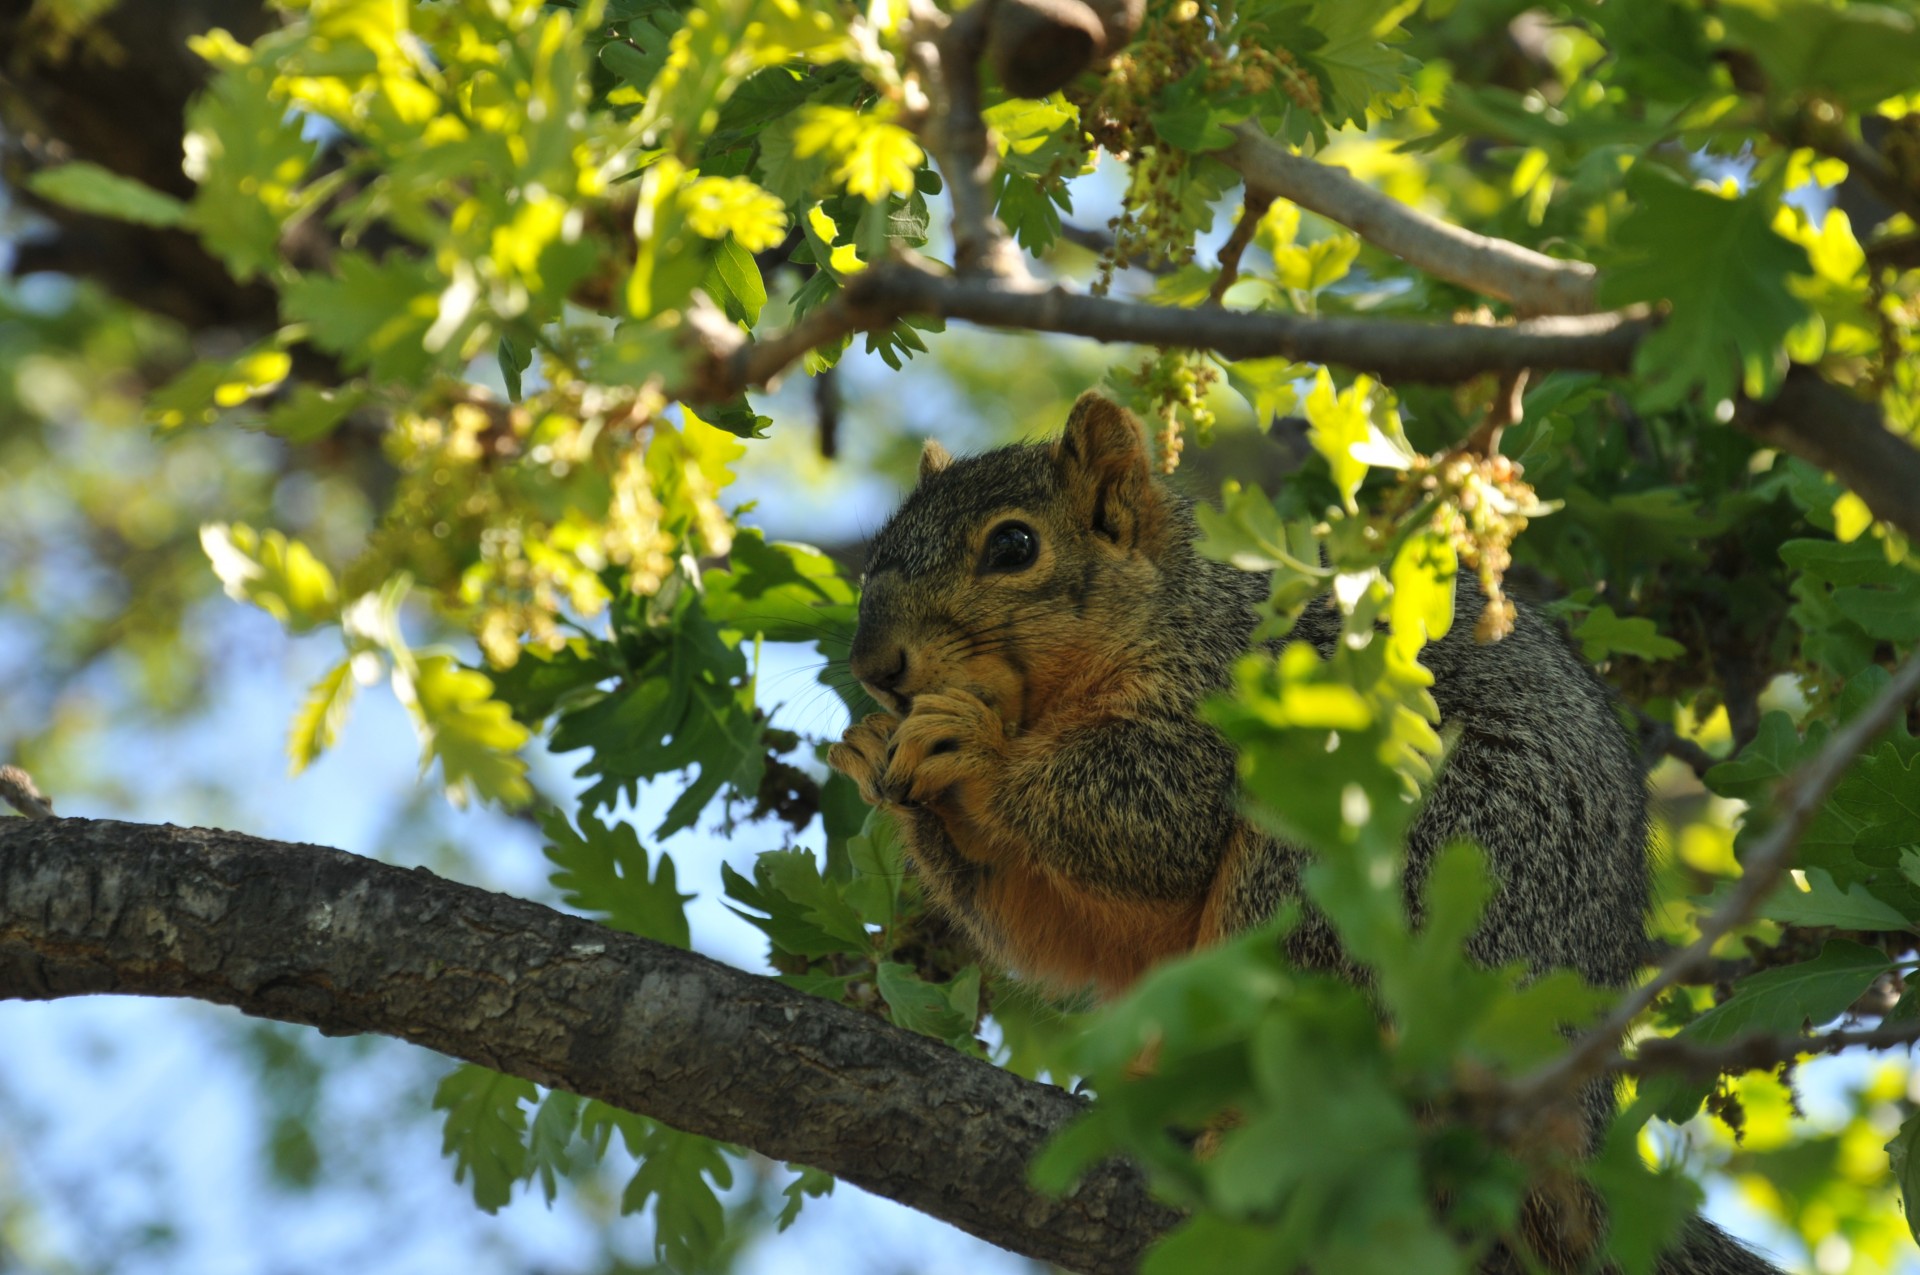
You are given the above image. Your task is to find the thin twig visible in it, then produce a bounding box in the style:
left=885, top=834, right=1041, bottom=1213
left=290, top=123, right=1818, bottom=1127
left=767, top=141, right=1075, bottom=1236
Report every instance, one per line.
left=0, top=765, right=53, bottom=820
left=1505, top=646, right=1920, bottom=1119
left=1618, top=1017, right=1920, bottom=1082
left=1205, top=192, right=1272, bottom=306
left=1221, top=122, right=1601, bottom=316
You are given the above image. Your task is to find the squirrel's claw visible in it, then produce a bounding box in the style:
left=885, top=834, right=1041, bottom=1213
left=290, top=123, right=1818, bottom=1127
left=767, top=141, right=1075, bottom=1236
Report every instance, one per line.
left=827, top=712, right=902, bottom=807
left=883, top=689, right=1007, bottom=809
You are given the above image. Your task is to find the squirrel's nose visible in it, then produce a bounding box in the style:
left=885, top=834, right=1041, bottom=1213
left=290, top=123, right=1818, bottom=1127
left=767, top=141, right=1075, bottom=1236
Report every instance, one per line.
left=852, top=645, right=909, bottom=699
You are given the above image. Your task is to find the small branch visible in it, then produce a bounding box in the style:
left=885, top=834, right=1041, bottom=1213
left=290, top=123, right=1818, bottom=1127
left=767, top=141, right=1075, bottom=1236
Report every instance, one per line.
left=1443, top=369, right=1530, bottom=462
left=0, top=817, right=1180, bottom=1274
left=1221, top=123, right=1601, bottom=316
left=1620, top=1018, right=1920, bottom=1082
left=907, top=2, right=1030, bottom=281
left=1867, top=233, right=1920, bottom=272
left=1205, top=192, right=1272, bottom=306
left=1736, top=367, right=1920, bottom=546
left=0, top=765, right=53, bottom=819
left=1505, top=646, right=1920, bottom=1117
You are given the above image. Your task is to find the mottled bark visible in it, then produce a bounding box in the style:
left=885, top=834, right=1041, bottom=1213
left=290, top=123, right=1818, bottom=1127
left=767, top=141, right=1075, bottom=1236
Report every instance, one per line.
left=0, top=816, right=1180, bottom=1274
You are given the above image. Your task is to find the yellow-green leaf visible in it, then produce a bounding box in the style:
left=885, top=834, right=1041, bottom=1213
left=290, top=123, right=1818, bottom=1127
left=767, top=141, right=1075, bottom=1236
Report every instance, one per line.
left=200, top=522, right=340, bottom=633
left=28, top=162, right=189, bottom=227
left=408, top=655, right=532, bottom=807
left=290, top=659, right=357, bottom=774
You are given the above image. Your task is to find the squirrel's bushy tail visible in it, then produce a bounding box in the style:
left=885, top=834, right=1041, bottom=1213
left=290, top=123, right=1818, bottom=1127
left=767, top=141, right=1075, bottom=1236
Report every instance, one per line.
left=1656, top=1216, right=1787, bottom=1275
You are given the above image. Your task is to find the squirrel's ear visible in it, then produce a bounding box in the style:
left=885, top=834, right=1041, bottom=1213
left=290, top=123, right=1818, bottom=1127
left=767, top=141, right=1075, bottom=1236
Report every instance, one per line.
left=1052, top=391, right=1166, bottom=551
left=918, top=438, right=954, bottom=484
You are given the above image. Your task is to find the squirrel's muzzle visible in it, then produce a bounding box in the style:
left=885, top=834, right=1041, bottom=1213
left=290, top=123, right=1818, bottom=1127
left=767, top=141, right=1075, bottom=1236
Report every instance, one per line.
left=849, top=576, right=914, bottom=711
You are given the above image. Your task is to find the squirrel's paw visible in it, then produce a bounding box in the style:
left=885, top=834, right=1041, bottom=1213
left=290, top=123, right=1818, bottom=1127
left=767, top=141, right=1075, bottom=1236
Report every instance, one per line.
left=827, top=712, right=901, bottom=807
left=882, top=689, right=1007, bottom=808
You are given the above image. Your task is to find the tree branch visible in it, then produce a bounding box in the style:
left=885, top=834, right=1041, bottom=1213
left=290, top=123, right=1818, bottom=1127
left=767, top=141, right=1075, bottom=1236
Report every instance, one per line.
left=1205, top=192, right=1272, bottom=306
left=1220, top=123, right=1602, bottom=316
left=685, top=259, right=1646, bottom=400
left=1505, top=646, right=1920, bottom=1119
left=1736, top=367, right=1920, bottom=546
left=1619, top=1017, right=1920, bottom=1082
left=906, top=1, right=1029, bottom=281
left=0, top=817, right=1179, bottom=1275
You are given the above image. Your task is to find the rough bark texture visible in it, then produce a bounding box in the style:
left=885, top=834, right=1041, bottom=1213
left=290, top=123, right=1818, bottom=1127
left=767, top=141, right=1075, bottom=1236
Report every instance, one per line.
left=0, top=816, right=1180, bottom=1274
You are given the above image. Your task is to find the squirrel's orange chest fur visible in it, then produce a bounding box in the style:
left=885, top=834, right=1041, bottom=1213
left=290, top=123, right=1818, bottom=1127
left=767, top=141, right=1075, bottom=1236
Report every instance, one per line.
left=972, top=857, right=1207, bottom=997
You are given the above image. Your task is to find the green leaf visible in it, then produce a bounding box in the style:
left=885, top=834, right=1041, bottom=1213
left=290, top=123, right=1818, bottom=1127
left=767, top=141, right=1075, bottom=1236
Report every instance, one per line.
left=1650, top=940, right=1890, bottom=1122
left=876, top=961, right=981, bottom=1051
left=619, top=1124, right=735, bottom=1269
left=263, top=383, right=365, bottom=443
left=406, top=655, right=533, bottom=807
left=1272, top=235, right=1360, bottom=294
left=1599, top=168, right=1810, bottom=410
left=28, top=161, right=188, bottom=227
left=777, top=1164, right=835, bottom=1231
left=1150, top=66, right=1252, bottom=151
left=199, top=522, right=340, bottom=633
left=527, top=1090, right=584, bottom=1205
left=183, top=60, right=315, bottom=281
left=1224, top=357, right=1304, bottom=427
left=149, top=344, right=293, bottom=429
left=1571, top=605, right=1686, bottom=663
left=1758, top=868, right=1910, bottom=932
left=1585, top=1106, right=1699, bottom=1275
left=289, top=659, right=356, bottom=775
left=541, top=810, right=693, bottom=947
left=702, top=234, right=768, bottom=326
left=1720, top=0, right=1920, bottom=110
left=1889, top=1109, right=1920, bottom=1247
left=433, top=1065, right=536, bottom=1214
left=1297, top=0, right=1417, bottom=130
left=487, top=641, right=613, bottom=726
left=282, top=253, right=443, bottom=384
left=497, top=332, right=534, bottom=402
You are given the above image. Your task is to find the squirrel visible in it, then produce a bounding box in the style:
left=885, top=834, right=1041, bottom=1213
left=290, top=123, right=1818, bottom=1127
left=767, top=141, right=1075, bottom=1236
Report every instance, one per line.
left=826, top=391, right=1780, bottom=1275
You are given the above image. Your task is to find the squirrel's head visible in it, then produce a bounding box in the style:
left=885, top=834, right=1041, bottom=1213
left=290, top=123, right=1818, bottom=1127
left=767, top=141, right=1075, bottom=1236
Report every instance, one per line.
left=848, top=392, right=1176, bottom=728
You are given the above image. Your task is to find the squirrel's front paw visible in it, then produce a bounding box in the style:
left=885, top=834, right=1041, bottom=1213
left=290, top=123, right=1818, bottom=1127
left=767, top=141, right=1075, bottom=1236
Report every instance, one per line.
left=827, top=712, right=902, bottom=807
left=881, top=689, right=1007, bottom=809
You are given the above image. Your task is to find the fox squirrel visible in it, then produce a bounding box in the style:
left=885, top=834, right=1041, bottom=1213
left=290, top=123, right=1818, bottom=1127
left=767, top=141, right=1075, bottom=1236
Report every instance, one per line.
left=827, top=391, right=1777, bottom=1275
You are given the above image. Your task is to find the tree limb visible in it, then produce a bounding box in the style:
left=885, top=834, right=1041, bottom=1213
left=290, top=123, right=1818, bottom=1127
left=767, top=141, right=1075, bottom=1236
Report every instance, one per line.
left=0, top=816, right=1180, bottom=1275
left=1220, top=123, right=1602, bottom=316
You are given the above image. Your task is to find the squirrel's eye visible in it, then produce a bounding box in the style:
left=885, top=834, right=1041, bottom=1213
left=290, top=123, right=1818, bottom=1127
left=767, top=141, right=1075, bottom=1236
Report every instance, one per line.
left=982, top=522, right=1039, bottom=573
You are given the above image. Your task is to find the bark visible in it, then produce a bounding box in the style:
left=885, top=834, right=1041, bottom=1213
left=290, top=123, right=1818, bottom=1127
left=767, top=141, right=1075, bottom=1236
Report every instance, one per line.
left=0, top=816, right=1180, bottom=1275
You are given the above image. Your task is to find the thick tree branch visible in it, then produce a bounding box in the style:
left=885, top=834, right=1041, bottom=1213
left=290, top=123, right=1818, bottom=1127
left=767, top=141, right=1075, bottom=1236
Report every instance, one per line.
left=1505, top=646, right=1920, bottom=1119
left=1220, top=123, right=1602, bottom=316
left=1735, top=367, right=1920, bottom=545
left=0, top=817, right=1179, bottom=1274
